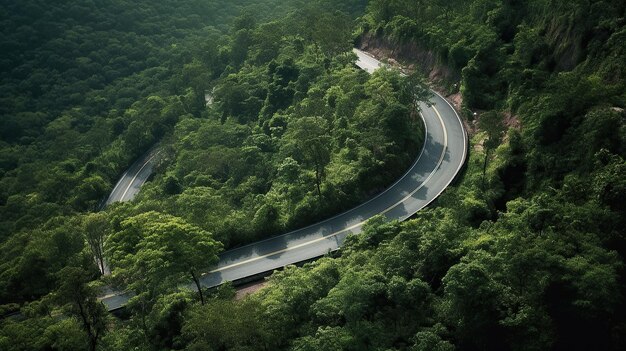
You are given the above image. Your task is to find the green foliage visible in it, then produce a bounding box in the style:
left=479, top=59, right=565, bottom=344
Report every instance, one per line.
left=182, top=299, right=272, bottom=350
left=106, top=211, right=222, bottom=304
left=0, top=215, right=97, bottom=303
left=127, top=23, right=425, bottom=251
left=362, top=0, right=626, bottom=112
left=0, top=316, right=87, bottom=351
left=169, top=2, right=625, bottom=348
left=54, top=266, right=108, bottom=351
left=2, top=0, right=625, bottom=350
left=0, top=0, right=372, bottom=304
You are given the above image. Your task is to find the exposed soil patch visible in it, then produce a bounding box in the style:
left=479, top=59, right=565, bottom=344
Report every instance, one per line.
left=358, top=34, right=474, bottom=137
left=235, top=280, right=268, bottom=300
left=447, top=92, right=463, bottom=111
left=359, top=34, right=523, bottom=141
left=358, top=33, right=460, bottom=90
left=503, top=111, right=521, bottom=130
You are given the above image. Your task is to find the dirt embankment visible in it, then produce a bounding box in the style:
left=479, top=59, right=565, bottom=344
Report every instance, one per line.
left=358, top=34, right=522, bottom=137
left=357, top=34, right=474, bottom=132
left=357, top=34, right=460, bottom=91
left=235, top=280, right=268, bottom=300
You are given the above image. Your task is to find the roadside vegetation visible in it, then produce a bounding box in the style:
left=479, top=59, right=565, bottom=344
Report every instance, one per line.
left=1, top=0, right=625, bottom=350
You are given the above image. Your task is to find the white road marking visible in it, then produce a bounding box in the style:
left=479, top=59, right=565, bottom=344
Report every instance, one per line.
left=102, top=50, right=467, bottom=311
left=204, top=104, right=448, bottom=275
left=119, top=151, right=161, bottom=201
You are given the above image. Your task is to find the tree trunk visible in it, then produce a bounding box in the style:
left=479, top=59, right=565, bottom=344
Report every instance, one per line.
left=190, top=270, right=205, bottom=305
left=98, top=255, right=105, bottom=275
left=76, top=298, right=97, bottom=351
left=89, top=335, right=98, bottom=351
left=87, top=236, right=105, bottom=275
left=315, top=165, right=322, bottom=198
left=95, top=242, right=104, bottom=275
left=140, top=298, right=150, bottom=342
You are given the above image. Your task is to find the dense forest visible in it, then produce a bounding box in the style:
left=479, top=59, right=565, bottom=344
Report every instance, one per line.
left=1, top=0, right=625, bottom=350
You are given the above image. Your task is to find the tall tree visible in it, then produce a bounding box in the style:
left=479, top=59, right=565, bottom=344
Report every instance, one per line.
left=283, top=117, right=332, bottom=198
left=478, top=111, right=505, bottom=188
left=83, top=212, right=110, bottom=275
left=106, top=211, right=222, bottom=305
left=401, top=72, right=432, bottom=117
left=55, top=267, right=108, bottom=351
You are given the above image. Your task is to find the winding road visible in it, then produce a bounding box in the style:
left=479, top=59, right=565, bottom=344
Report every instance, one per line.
left=104, top=147, right=161, bottom=205
left=100, top=49, right=467, bottom=311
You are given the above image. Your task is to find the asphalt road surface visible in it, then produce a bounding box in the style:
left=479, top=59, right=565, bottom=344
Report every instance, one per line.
left=103, top=147, right=161, bottom=206
left=100, top=49, right=467, bottom=311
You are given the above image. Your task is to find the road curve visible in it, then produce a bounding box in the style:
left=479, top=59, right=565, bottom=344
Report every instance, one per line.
left=100, top=49, right=467, bottom=311
left=103, top=147, right=161, bottom=206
